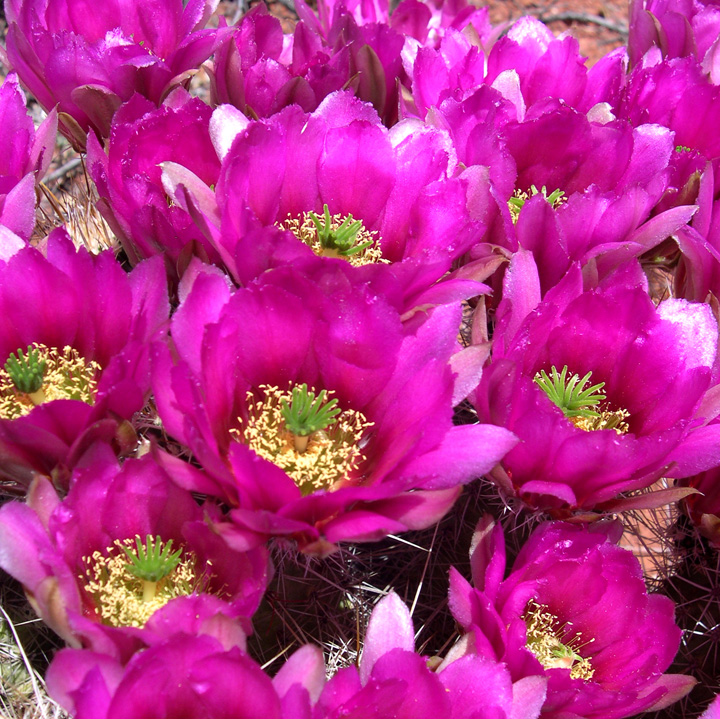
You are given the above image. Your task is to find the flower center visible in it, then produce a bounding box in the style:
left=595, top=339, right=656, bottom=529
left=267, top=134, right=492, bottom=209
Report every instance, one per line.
left=508, top=185, right=566, bottom=224
left=534, top=365, right=630, bottom=434
left=82, top=535, right=207, bottom=628
left=232, top=383, right=373, bottom=495
left=0, top=344, right=100, bottom=420
left=278, top=205, right=388, bottom=267
left=523, top=600, right=595, bottom=681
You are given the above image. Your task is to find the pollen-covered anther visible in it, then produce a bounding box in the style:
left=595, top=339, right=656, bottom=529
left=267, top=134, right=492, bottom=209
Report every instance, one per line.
left=571, top=407, right=630, bottom=434
left=82, top=536, right=205, bottom=628
left=233, top=383, right=373, bottom=495
left=277, top=204, right=389, bottom=267
left=0, top=344, right=100, bottom=420
left=523, top=599, right=595, bottom=681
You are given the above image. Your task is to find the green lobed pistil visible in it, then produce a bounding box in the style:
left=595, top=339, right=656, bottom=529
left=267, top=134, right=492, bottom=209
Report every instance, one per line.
left=281, top=383, right=341, bottom=453
left=121, top=535, right=183, bottom=602
left=534, top=366, right=606, bottom=420
left=310, top=204, right=374, bottom=257
left=4, top=346, right=46, bottom=394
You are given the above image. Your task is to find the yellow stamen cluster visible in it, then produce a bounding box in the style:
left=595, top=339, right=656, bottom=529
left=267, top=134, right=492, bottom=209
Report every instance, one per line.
left=523, top=600, right=595, bottom=681
left=0, top=345, right=100, bottom=420
left=82, top=538, right=203, bottom=628
left=232, top=384, right=373, bottom=495
left=278, top=213, right=389, bottom=267
left=571, top=408, right=630, bottom=434
left=509, top=190, right=529, bottom=224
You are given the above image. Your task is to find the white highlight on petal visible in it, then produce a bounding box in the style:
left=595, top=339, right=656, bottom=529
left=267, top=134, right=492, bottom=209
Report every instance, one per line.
left=210, top=104, right=250, bottom=161
left=491, top=70, right=525, bottom=123
left=658, top=298, right=718, bottom=370
left=359, top=592, right=415, bottom=684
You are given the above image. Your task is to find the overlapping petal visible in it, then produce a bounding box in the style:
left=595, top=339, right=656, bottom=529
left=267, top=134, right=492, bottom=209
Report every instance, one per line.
left=151, top=261, right=515, bottom=550
left=472, top=255, right=720, bottom=513
left=5, top=0, right=226, bottom=144
left=449, top=517, right=692, bottom=719
left=165, top=91, right=490, bottom=312
left=0, top=445, right=271, bottom=658
left=0, top=231, right=169, bottom=489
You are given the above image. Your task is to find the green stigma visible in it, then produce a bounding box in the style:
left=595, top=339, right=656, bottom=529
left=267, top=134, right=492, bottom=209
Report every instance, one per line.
left=534, top=366, right=631, bottom=434
left=309, top=204, right=374, bottom=257
left=0, top=344, right=100, bottom=419
left=4, top=346, right=46, bottom=394
left=281, top=383, right=341, bottom=452
left=121, top=535, right=183, bottom=583
left=508, top=185, right=566, bottom=223
left=234, top=383, right=373, bottom=494
left=534, top=366, right=606, bottom=420
left=83, top=536, right=205, bottom=626
left=675, top=145, right=692, bottom=153
left=277, top=207, right=388, bottom=267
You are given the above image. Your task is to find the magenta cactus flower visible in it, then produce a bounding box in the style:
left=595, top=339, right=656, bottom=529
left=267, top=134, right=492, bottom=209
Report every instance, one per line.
left=295, top=0, right=392, bottom=35
left=407, top=15, right=625, bottom=120
left=86, top=89, right=222, bottom=276
left=448, top=516, right=695, bottom=719
left=668, top=156, right=720, bottom=305
left=629, top=0, right=720, bottom=74
left=214, top=0, right=492, bottom=126
left=406, top=28, right=488, bottom=119
left=4, top=0, right=226, bottom=146
left=0, top=230, right=169, bottom=489
left=152, top=261, right=515, bottom=552
left=326, top=591, right=546, bottom=719
left=287, top=0, right=505, bottom=124
left=163, top=91, right=490, bottom=312
left=291, top=0, right=405, bottom=124
left=46, top=590, right=546, bottom=718
left=392, top=0, right=504, bottom=50
left=207, top=5, right=351, bottom=119
left=298, top=591, right=545, bottom=718
left=666, top=157, right=720, bottom=302
left=432, top=87, right=698, bottom=294
left=617, top=56, right=720, bottom=162
left=483, top=16, right=625, bottom=112
left=47, top=634, right=287, bottom=719
left=0, top=72, right=56, bottom=252
left=295, top=0, right=496, bottom=51
left=472, top=253, right=720, bottom=514
left=0, top=445, right=271, bottom=659
left=312, top=592, right=457, bottom=718
left=495, top=113, right=696, bottom=293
